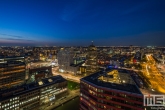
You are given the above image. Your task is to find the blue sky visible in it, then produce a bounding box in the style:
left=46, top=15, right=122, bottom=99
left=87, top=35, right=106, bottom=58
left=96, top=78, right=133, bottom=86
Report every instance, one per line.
left=0, top=0, right=165, bottom=46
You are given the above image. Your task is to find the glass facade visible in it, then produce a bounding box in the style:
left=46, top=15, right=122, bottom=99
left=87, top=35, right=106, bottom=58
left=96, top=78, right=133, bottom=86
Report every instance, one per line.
left=40, top=81, right=68, bottom=104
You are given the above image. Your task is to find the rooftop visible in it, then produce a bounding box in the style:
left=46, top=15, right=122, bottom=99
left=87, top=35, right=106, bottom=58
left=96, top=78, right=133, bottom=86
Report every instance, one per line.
left=0, top=56, right=24, bottom=59
left=0, top=75, right=66, bottom=101
left=81, top=68, right=142, bottom=95
left=70, top=61, right=85, bottom=67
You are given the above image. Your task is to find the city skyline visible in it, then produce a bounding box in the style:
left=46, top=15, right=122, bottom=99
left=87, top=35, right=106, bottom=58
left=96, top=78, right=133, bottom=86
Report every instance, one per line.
left=0, top=0, right=165, bottom=46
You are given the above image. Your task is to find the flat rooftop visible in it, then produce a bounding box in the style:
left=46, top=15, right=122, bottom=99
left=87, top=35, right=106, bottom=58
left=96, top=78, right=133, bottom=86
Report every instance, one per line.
left=0, top=56, right=24, bottom=59
left=81, top=68, right=142, bottom=95
left=29, top=65, right=51, bottom=69
left=70, top=61, right=85, bottom=67
left=0, top=75, right=66, bottom=101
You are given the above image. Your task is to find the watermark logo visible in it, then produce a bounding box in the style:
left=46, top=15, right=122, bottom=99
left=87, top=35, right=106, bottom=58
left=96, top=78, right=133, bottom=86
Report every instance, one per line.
left=144, top=94, right=165, bottom=106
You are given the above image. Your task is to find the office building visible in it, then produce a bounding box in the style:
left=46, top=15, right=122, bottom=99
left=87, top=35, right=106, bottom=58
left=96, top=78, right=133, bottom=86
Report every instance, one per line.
left=80, top=69, right=144, bottom=110
left=0, top=56, right=26, bottom=89
left=57, top=48, right=74, bottom=73
left=86, top=42, right=98, bottom=73
left=0, top=75, right=68, bottom=110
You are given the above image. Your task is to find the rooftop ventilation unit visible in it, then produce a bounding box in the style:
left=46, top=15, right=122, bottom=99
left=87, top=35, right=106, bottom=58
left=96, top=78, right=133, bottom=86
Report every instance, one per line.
left=48, top=79, right=53, bottom=82
left=38, top=81, right=43, bottom=85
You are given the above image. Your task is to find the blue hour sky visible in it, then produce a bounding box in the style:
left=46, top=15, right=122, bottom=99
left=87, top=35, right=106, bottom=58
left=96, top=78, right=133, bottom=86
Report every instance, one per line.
left=0, top=0, right=165, bottom=46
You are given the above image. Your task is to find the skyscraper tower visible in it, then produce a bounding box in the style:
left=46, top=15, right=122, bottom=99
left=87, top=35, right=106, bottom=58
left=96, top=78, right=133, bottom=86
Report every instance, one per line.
left=86, top=41, right=98, bottom=73
left=129, top=45, right=133, bottom=54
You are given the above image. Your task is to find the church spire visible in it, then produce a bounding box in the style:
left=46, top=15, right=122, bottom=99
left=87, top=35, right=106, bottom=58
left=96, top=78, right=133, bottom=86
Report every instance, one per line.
left=91, top=41, right=94, bottom=45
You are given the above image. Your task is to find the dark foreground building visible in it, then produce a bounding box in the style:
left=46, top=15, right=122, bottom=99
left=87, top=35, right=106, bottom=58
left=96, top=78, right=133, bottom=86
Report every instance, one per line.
left=80, top=69, right=144, bottom=110
left=0, top=56, right=26, bottom=89
left=28, top=66, right=53, bottom=82
left=0, top=75, right=68, bottom=110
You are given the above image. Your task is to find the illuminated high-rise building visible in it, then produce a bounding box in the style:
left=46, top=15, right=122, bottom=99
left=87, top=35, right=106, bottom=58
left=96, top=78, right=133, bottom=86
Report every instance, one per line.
left=57, top=48, right=75, bottom=73
left=0, top=56, right=26, bottom=89
left=86, top=41, right=98, bottom=73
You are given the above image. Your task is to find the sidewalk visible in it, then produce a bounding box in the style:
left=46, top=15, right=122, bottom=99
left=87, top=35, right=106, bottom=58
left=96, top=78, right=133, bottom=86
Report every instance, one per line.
left=39, top=89, right=80, bottom=110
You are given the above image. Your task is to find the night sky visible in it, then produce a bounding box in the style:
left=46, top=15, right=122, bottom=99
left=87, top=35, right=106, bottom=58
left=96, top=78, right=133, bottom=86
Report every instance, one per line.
left=0, top=0, right=165, bottom=46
